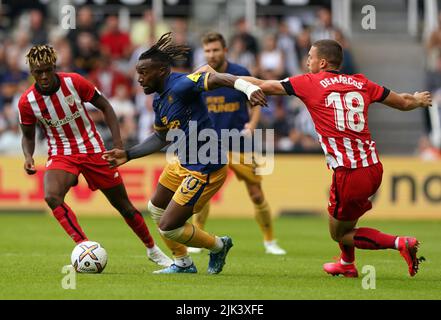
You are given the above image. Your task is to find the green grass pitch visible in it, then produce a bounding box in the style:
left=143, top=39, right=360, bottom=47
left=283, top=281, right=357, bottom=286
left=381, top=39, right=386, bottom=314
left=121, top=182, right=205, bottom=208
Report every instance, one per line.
left=1, top=214, right=440, bottom=300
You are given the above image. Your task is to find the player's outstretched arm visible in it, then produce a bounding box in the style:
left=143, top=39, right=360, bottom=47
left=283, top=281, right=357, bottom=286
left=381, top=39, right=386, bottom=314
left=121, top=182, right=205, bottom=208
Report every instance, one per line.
left=382, top=90, right=432, bottom=111
left=103, top=131, right=169, bottom=168
left=206, top=73, right=267, bottom=106
left=20, top=124, right=37, bottom=175
left=92, top=94, right=124, bottom=149
left=240, top=77, right=288, bottom=96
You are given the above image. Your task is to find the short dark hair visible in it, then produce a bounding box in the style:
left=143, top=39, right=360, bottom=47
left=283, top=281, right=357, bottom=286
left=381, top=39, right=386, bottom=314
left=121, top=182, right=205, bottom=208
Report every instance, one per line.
left=139, top=32, right=190, bottom=65
left=312, top=39, right=343, bottom=69
left=201, top=32, right=227, bottom=48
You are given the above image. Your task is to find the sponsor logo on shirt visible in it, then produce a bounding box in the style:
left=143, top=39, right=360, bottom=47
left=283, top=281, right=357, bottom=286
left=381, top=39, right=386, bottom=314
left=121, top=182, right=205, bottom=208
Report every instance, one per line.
left=42, top=110, right=81, bottom=128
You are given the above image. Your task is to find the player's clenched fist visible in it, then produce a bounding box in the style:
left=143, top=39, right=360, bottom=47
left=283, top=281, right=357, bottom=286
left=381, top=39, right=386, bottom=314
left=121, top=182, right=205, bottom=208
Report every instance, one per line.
left=24, top=157, right=36, bottom=175
left=414, top=91, right=432, bottom=108
left=103, top=148, right=128, bottom=168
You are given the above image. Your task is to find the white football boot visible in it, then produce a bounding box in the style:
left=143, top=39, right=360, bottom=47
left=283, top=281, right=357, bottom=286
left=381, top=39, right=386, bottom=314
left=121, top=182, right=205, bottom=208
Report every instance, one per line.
left=264, top=240, right=287, bottom=255
left=147, top=245, right=173, bottom=267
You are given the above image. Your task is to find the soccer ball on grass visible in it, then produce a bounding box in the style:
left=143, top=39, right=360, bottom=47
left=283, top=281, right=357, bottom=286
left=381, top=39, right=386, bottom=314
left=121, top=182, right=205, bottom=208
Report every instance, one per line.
left=71, top=241, right=107, bottom=273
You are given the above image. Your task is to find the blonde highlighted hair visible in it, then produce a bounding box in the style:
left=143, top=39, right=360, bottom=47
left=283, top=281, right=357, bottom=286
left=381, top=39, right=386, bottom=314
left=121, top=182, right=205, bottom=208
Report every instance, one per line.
left=26, top=45, right=57, bottom=68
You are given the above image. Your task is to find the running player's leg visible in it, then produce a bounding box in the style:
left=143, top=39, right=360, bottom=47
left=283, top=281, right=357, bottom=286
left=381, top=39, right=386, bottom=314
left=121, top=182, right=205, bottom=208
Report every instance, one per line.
left=188, top=202, right=210, bottom=253
left=229, top=152, right=286, bottom=255
left=149, top=181, right=190, bottom=264
left=325, top=163, right=421, bottom=277
left=101, top=184, right=172, bottom=267
left=245, top=182, right=286, bottom=255
left=44, top=169, right=88, bottom=244
left=156, top=166, right=232, bottom=274
left=157, top=199, right=232, bottom=274
left=323, top=217, right=359, bottom=277
left=192, top=202, right=210, bottom=231
left=101, top=184, right=155, bottom=248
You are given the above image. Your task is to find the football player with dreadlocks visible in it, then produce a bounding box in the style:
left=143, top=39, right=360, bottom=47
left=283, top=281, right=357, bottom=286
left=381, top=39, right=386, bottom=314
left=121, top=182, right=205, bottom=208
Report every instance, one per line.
left=18, top=44, right=172, bottom=267
left=103, top=32, right=266, bottom=274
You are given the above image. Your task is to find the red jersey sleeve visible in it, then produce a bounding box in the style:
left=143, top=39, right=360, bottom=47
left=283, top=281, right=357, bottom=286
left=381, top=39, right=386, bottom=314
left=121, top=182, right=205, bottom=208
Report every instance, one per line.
left=280, top=74, right=311, bottom=98
left=18, top=94, right=37, bottom=125
left=71, top=73, right=99, bottom=102
left=366, top=79, right=390, bottom=103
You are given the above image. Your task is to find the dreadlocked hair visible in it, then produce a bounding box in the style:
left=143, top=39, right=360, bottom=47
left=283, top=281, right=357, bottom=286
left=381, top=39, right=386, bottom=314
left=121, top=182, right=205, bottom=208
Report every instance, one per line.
left=26, top=45, right=57, bottom=68
left=139, top=32, right=190, bottom=64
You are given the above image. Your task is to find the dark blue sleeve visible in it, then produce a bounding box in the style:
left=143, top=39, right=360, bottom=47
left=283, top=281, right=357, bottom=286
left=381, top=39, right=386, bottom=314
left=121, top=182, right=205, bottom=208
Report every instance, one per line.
left=173, top=72, right=209, bottom=99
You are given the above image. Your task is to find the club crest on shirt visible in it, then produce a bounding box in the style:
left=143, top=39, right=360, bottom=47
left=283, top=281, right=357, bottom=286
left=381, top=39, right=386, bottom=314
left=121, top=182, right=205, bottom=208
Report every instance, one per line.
left=65, top=95, right=75, bottom=106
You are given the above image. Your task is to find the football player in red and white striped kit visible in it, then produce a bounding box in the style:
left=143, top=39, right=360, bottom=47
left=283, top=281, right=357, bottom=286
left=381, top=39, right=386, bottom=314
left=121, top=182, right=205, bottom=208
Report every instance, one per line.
left=18, top=45, right=172, bottom=267
left=239, top=39, right=431, bottom=277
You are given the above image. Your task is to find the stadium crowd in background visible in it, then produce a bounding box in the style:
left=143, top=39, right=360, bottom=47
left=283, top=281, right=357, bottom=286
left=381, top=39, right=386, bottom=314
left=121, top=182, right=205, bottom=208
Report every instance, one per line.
left=1, top=5, right=358, bottom=155
left=424, top=11, right=441, bottom=159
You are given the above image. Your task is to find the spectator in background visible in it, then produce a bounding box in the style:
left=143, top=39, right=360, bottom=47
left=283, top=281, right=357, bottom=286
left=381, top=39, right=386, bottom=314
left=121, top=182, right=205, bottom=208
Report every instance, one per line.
left=109, top=84, right=136, bottom=121
left=228, top=36, right=258, bottom=75
left=73, top=32, right=100, bottom=73
left=259, top=34, right=285, bottom=80
left=426, top=51, right=441, bottom=93
left=88, top=54, right=131, bottom=99
left=231, top=17, right=259, bottom=57
left=425, top=12, right=441, bottom=71
left=0, top=44, right=7, bottom=80
left=130, top=9, right=168, bottom=48
left=0, top=113, right=22, bottom=155
left=257, top=61, right=289, bottom=142
left=420, top=51, right=441, bottom=159
left=171, top=31, right=194, bottom=72
left=67, top=6, right=99, bottom=57
left=310, top=7, right=337, bottom=42
left=134, top=86, right=155, bottom=143
left=295, top=28, right=312, bottom=66
left=29, top=9, right=47, bottom=45
left=118, top=115, right=138, bottom=149
left=1, top=50, right=28, bottom=111
left=287, top=98, right=321, bottom=153
left=12, top=29, right=33, bottom=72
left=277, top=20, right=300, bottom=76
left=334, top=29, right=357, bottom=75
left=100, top=15, right=132, bottom=62
left=55, top=40, right=85, bottom=74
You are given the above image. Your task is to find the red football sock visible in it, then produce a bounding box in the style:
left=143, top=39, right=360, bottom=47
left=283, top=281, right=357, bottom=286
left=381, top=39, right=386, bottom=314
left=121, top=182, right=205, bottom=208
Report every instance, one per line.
left=339, top=243, right=355, bottom=263
left=124, top=211, right=155, bottom=248
left=52, top=203, right=88, bottom=244
left=354, top=227, right=397, bottom=250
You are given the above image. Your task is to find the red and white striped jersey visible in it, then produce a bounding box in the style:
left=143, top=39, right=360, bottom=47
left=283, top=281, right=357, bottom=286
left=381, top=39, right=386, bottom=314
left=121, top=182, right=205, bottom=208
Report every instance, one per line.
left=281, top=71, right=390, bottom=169
left=18, top=72, right=105, bottom=156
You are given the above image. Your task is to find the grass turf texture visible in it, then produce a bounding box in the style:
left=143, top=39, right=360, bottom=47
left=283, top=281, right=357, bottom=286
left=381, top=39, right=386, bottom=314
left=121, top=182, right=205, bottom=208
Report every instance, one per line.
left=0, top=214, right=440, bottom=300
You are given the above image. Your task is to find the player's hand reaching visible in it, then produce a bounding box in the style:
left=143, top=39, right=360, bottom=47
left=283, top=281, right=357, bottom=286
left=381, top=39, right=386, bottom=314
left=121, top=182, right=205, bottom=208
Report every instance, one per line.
left=103, top=148, right=129, bottom=168
left=24, top=157, right=36, bottom=175
left=414, top=91, right=432, bottom=108
left=249, top=89, right=267, bottom=107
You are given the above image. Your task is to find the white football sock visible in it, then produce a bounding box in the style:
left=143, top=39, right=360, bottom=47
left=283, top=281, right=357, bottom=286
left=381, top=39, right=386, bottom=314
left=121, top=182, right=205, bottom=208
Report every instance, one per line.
left=174, top=255, right=193, bottom=268
left=210, top=236, right=224, bottom=253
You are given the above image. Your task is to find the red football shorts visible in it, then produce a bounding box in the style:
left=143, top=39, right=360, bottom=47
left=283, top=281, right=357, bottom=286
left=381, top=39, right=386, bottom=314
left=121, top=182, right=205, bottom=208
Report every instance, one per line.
left=328, top=162, right=383, bottom=221
left=45, top=153, right=123, bottom=191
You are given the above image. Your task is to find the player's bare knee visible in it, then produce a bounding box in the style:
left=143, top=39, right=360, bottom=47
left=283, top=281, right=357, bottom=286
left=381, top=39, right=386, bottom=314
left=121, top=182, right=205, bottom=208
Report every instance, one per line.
left=115, top=200, right=137, bottom=218
left=248, top=186, right=264, bottom=204
left=119, top=207, right=137, bottom=219
left=330, top=232, right=342, bottom=242
left=44, top=194, right=63, bottom=209
left=250, top=193, right=264, bottom=204
left=158, top=219, right=172, bottom=231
